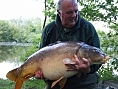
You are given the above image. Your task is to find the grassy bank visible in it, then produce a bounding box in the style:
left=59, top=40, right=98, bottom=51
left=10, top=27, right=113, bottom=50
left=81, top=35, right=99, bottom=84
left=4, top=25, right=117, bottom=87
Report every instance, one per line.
left=0, top=78, right=46, bottom=89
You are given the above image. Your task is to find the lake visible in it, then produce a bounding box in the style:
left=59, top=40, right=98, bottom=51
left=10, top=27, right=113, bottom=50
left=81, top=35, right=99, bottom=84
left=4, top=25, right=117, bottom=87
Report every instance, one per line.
left=0, top=44, right=31, bottom=79
left=0, top=61, right=22, bottom=79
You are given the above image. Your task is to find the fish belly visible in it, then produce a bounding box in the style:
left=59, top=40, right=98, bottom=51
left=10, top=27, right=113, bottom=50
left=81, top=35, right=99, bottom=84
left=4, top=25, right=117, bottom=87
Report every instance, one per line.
left=40, top=54, right=78, bottom=80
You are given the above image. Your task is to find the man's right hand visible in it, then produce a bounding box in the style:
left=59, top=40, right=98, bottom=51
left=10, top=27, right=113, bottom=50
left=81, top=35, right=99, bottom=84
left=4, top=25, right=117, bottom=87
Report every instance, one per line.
left=35, top=70, right=44, bottom=79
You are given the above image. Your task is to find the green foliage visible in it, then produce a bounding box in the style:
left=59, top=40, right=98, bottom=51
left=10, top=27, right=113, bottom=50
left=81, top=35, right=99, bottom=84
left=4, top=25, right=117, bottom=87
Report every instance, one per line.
left=79, top=0, right=118, bottom=23
left=97, top=29, right=118, bottom=81
left=43, top=0, right=56, bottom=21
left=0, top=78, right=15, bottom=89
left=20, top=35, right=41, bottom=61
left=0, top=20, right=20, bottom=42
left=22, top=79, right=46, bottom=89
left=98, top=66, right=114, bottom=81
left=0, top=18, right=42, bottom=62
left=0, top=18, right=42, bottom=43
left=9, top=18, right=42, bottom=43
left=0, top=78, right=46, bottom=89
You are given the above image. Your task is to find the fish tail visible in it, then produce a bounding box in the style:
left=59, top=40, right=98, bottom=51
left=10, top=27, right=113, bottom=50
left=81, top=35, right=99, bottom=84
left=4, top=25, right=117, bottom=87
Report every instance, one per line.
left=6, top=68, right=25, bottom=89
left=6, top=68, right=19, bottom=82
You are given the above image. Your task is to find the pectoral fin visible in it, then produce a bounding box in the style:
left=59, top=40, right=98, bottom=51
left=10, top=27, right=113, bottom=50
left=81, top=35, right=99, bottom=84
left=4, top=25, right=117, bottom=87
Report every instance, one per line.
left=59, top=78, right=67, bottom=89
left=51, top=77, right=67, bottom=89
left=63, top=58, right=76, bottom=64
left=51, top=77, right=63, bottom=88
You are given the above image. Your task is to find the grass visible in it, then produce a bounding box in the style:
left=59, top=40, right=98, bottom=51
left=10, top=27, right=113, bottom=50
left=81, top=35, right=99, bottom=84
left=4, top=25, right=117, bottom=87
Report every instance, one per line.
left=0, top=78, right=46, bottom=89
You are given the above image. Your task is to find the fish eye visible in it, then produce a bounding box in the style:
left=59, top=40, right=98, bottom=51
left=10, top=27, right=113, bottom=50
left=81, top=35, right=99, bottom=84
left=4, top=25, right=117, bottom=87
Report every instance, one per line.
left=96, top=49, right=101, bottom=52
left=93, top=49, right=96, bottom=52
left=90, top=48, right=97, bottom=52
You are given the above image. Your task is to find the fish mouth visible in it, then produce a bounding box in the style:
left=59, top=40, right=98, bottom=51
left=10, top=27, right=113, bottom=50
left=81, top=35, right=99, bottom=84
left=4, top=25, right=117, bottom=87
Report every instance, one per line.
left=102, top=55, right=110, bottom=63
left=17, top=74, right=33, bottom=82
left=24, top=74, right=33, bottom=79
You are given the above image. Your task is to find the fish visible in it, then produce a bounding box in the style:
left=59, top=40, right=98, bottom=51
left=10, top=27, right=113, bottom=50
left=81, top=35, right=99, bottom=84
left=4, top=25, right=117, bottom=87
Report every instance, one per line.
left=6, top=41, right=110, bottom=89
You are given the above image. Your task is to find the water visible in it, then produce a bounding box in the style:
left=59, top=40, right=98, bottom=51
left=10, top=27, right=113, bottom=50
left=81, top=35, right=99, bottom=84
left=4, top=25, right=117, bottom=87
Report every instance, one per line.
left=0, top=61, right=22, bottom=79
left=0, top=45, right=29, bottom=79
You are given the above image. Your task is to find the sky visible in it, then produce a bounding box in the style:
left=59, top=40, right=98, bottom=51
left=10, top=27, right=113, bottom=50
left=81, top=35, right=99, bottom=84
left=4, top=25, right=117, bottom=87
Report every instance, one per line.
left=0, top=0, right=111, bottom=32
left=0, top=0, right=45, bottom=20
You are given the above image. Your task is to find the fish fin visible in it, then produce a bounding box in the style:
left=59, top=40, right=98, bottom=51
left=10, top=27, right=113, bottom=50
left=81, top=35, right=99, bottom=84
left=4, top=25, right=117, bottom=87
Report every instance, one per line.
left=63, top=58, right=76, bottom=64
left=51, top=77, right=63, bottom=88
left=15, top=79, right=23, bottom=89
left=6, top=68, right=19, bottom=82
left=58, top=78, right=67, bottom=89
left=6, top=68, right=25, bottom=89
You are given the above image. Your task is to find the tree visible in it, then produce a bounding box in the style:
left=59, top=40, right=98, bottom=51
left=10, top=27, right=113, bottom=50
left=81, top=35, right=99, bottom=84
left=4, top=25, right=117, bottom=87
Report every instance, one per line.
left=0, top=18, right=42, bottom=62
left=42, top=0, right=56, bottom=28
left=10, top=18, right=42, bottom=43
left=0, top=20, right=20, bottom=42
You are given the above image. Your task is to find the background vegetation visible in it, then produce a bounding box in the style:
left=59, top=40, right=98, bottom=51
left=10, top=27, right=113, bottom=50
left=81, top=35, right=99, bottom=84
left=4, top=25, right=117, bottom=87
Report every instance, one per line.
left=0, top=0, right=118, bottom=89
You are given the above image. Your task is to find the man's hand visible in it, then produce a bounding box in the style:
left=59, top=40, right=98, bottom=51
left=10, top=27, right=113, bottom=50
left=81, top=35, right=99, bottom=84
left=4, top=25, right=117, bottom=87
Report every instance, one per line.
left=65, top=54, right=91, bottom=73
left=35, top=70, right=44, bottom=79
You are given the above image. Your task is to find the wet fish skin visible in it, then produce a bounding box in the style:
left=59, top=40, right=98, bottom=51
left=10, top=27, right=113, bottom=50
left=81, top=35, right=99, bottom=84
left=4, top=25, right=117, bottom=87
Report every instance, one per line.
left=6, top=41, right=110, bottom=89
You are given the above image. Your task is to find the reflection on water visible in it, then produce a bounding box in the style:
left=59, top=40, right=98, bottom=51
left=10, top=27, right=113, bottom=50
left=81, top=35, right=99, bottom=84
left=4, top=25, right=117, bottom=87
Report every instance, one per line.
left=0, top=61, right=22, bottom=79
left=0, top=45, right=30, bottom=79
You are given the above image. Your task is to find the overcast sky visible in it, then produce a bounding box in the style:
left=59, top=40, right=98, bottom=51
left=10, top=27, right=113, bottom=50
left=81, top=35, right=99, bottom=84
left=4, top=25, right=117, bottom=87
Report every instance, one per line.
left=0, top=0, right=112, bottom=32
left=0, top=0, right=45, bottom=20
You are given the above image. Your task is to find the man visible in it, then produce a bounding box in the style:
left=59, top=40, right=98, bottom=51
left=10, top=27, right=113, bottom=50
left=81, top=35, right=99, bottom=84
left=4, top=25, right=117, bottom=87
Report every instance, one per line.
left=37, top=0, right=101, bottom=89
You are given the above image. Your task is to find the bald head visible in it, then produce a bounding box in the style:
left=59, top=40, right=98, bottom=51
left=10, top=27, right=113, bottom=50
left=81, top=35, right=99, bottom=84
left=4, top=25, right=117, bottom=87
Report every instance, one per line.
left=57, top=0, right=78, bottom=10
left=57, top=0, right=78, bottom=28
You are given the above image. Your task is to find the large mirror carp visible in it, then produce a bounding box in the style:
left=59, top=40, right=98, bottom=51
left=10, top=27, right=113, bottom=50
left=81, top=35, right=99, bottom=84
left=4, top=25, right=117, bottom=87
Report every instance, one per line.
left=6, top=41, right=110, bottom=89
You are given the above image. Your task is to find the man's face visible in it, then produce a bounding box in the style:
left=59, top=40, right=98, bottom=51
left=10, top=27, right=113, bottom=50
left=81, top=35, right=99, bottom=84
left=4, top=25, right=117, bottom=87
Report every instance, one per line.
left=58, top=1, right=78, bottom=28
